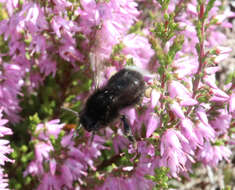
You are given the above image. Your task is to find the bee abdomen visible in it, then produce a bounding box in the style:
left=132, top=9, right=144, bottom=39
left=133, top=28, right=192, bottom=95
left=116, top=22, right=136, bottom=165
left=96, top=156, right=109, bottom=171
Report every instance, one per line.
left=106, top=68, right=145, bottom=108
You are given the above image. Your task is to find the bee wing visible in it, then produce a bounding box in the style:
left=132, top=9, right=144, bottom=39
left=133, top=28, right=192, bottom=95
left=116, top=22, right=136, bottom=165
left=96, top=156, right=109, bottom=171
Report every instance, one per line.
left=89, top=52, right=106, bottom=89
left=90, top=53, right=100, bottom=89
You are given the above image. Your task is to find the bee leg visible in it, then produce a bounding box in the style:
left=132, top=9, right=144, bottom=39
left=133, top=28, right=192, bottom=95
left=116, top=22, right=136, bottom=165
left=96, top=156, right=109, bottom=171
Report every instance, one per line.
left=89, top=131, right=95, bottom=145
left=121, top=115, right=136, bottom=143
left=72, top=125, right=82, bottom=139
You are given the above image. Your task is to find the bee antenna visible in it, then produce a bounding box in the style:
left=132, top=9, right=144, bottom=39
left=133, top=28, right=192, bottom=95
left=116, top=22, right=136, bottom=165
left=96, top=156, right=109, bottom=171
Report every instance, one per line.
left=61, top=107, right=79, bottom=117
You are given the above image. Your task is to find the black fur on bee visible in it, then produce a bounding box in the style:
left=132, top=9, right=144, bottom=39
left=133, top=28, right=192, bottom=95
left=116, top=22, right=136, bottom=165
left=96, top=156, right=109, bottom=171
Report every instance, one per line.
left=79, top=68, right=145, bottom=139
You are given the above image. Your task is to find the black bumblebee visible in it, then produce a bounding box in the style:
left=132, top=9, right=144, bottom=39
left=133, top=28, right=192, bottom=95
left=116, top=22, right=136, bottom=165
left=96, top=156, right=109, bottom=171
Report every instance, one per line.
left=79, top=68, right=145, bottom=141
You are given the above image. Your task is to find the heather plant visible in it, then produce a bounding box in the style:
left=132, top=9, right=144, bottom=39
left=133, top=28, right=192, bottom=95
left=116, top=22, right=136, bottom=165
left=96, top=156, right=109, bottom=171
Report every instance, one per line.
left=0, top=0, right=234, bottom=189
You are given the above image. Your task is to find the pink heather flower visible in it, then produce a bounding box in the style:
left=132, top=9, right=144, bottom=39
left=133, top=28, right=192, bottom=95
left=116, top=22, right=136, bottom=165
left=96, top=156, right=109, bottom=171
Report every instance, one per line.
left=159, top=129, right=194, bottom=177
left=77, top=0, right=100, bottom=35
left=0, top=109, right=13, bottom=190
left=99, top=142, right=155, bottom=190
left=229, top=92, right=235, bottom=115
left=51, top=15, right=80, bottom=39
left=0, top=2, right=57, bottom=118
left=179, top=26, right=198, bottom=55
left=196, top=106, right=209, bottom=125
left=169, top=101, right=185, bottom=119
left=214, top=9, right=235, bottom=25
left=187, top=3, right=197, bottom=15
left=99, top=169, right=154, bottom=190
left=125, top=108, right=137, bottom=126
left=37, top=173, right=62, bottom=190
left=168, top=80, right=190, bottom=98
left=210, top=96, right=229, bottom=102
left=79, top=0, right=139, bottom=59
left=1, top=2, right=47, bottom=41
left=0, top=0, right=83, bottom=94
left=167, top=1, right=176, bottom=13
left=59, top=42, right=84, bottom=63
left=0, top=168, right=9, bottom=190
left=26, top=120, right=106, bottom=189
left=24, top=3, right=41, bottom=25
left=196, top=142, right=232, bottom=167
left=229, top=133, right=235, bottom=145
left=177, top=0, right=232, bottom=56
left=150, top=89, right=161, bottom=109
left=122, top=34, right=154, bottom=69
left=214, top=49, right=231, bottom=62
left=51, top=15, right=83, bottom=64
left=205, top=66, right=220, bottom=75
left=108, top=0, right=139, bottom=29
left=207, top=29, right=227, bottom=47
left=168, top=80, right=198, bottom=106
left=49, top=159, right=57, bottom=175
left=172, top=56, right=198, bottom=79
left=135, top=106, right=159, bottom=138
left=195, top=121, right=215, bottom=144
left=0, top=139, right=14, bottom=166
left=51, top=0, right=72, bottom=12
left=36, top=119, right=64, bottom=141
left=120, top=108, right=137, bottom=127
left=203, top=73, right=218, bottom=89
left=98, top=177, right=130, bottom=190
left=93, top=20, right=123, bottom=59
left=180, top=118, right=201, bottom=149
left=224, top=82, right=233, bottom=91
left=146, top=113, right=160, bottom=138
left=210, top=109, right=232, bottom=135
left=0, top=0, right=21, bottom=16
left=0, top=118, right=12, bottom=137
left=113, top=133, right=129, bottom=154
left=28, top=35, right=47, bottom=57
left=215, top=46, right=232, bottom=55
left=129, top=113, right=144, bottom=136
left=29, top=72, right=44, bottom=89
left=0, top=63, right=24, bottom=122
left=210, top=88, right=230, bottom=102
left=34, top=142, right=54, bottom=167
left=126, top=165, right=154, bottom=190
left=38, top=57, right=57, bottom=77
left=137, top=141, right=155, bottom=158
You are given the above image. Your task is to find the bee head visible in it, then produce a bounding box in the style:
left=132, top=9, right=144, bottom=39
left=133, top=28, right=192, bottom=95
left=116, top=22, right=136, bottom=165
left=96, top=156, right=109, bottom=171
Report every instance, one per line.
left=79, top=110, right=100, bottom=132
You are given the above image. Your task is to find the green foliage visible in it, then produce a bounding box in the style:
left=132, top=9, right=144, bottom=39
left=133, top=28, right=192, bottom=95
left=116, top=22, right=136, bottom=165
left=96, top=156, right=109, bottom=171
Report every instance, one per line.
left=50, top=130, right=66, bottom=155
left=145, top=167, right=169, bottom=190
left=213, top=139, right=225, bottom=146
left=129, top=21, right=144, bottom=34
left=168, top=35, right=184, bottom=63
left=204, top=0, right=217, bottom=20
left=151, top=13, right=181, bottom=44
left=112, top=42, right=125, bottom=55
left=157, top=0, right=170, bottom=11
left=0, top=3, right=8, bottom=20
left=225, top=70, right=235, bottom=86
left=0, top=35, right=10, bottom=62
left=8, top=115, right=40, bottom=190
left=150, top=4, right=184, bottom=79
left=224, top=166, right=234, bottom=189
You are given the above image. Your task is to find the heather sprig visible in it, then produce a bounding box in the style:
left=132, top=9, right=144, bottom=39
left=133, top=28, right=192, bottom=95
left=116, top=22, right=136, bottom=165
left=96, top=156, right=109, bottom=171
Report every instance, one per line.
left=0, top=109, right=13, bottom=189
left=0, top=0, right=233, bottom=189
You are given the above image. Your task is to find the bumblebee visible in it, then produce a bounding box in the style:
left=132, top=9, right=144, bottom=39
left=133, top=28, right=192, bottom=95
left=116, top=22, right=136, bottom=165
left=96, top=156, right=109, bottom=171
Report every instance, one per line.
left=79, top=68, right=145, bottom=141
